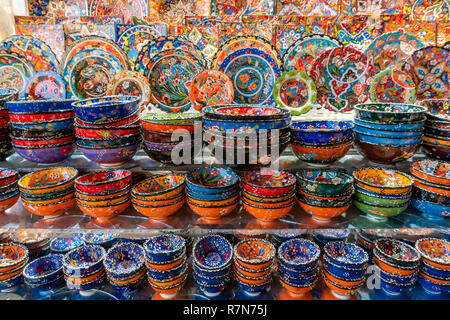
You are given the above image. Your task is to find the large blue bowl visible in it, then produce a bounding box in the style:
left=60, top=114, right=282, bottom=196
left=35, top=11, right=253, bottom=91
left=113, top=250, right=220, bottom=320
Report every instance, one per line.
left=6, top=99, right=75, bottom=113
left=418, top=276, right=450, bottom=294
left=412, top=198, right=449, bottom=220
left=354, top=125, right=423, bottom=138
left=15, top=142, right=75, bottom=164
left=290, top=121, right=354, bottom=145
left=11, top=118, right=74, bottom=131
left=421, top=261, right=450, bottom=280
left=355, top=132, right=422, bottom=146
left=323, top=256, right=367, bottom=279
left=72, top=96, right=140, bottom=125
left=354, top=118, right=426, bottom=132
left=104, top=243, right=145, bottom=280
left=23, top=254, right=64, bottom=287
left=324, top=241, right=369, bottom=270
left=143, top=234, right=186, bottom=263
left=62, top=245, right=106, bottom=278
left=278, top=239, right=320, bottom=272
left=186, top=167, right=239, bottom=194
left=203, top=117, right=290, bottom=133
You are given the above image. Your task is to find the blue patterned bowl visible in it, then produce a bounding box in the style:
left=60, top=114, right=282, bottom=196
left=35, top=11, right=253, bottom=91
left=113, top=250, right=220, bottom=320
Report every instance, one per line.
left=323, top=256, right=367, bottom=279
left=279, top=268, right=318, bottom=287
left=354, top=103, right=427, bottom=123
left=77, top=143, right=139, bottom=165
left=11, top=118, right=74, bottom=131
left=379, top=276, right=415, bottom=295
left=278, top=262, right=318, bottom=280
left=147, top=259, right=187, bottom=281
left=77, top=134, right=141, bottom=149
left=72, top=96, right=140, bottom=125
left=50, top=234, right=84, bottom=253
left=186, top=168, right=239, bottom=194
left=0, top=272, right=23, bottom=290
left=290, top=121, right=354, bottom=145
left=236, top=277, right=271, bottom=295
left=421, top=261, right=450, bottom=280
left=23, top=254, right=64, bottom=287
left=66, top=272, right=106, bottom=291
left=354, top=125, right=423, bottom=138
left=62, top=245, right=106, bottom=278
left=324, top=241, right=369, bottom=269
left=273, top=229, right=307, bottom=245
left=418, top=275, right=450, bottom=294
left=378, top=267, right=418, bottom=286
left=83, top=233, right=118, bottom=248
left=278, top=239, right=320, bottom=272
left=104, top=243, right=145, bottom=280
left=412, top=198, right=449, bottom=220
left=143, top=234, right=186, bottom=263
left=194, top=261, right=232, bottom=278
left=187, top=187, right=239, bottom=201
left=313, top=229, right=351, bottom=245
left=203, top=117, right=290, bottom=133
left=193, top=235, right=233, bottom=270
left=14, top=142, right=75, bottom=164
left=355, top=132, right=422, bottom=146
left=6, top=99, right=75, bottom=114
left=354, top=118, right=426, bottom=132
left=196, top=276, right=231, bottom=296
left=194, top=270, right=230, bottom=287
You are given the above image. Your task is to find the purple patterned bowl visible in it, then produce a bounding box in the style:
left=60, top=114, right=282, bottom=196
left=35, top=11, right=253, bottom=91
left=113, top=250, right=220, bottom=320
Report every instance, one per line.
left=14, top=142, right=75, bottom=164
left=77, top=143, right=140, bottom=166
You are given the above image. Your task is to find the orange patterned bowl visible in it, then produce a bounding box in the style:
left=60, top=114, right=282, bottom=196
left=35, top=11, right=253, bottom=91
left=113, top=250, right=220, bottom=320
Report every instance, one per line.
left=373, top=255, right=418, bottom=276
left=23, top=193, right=75, bottom=206
left=132, top=197, right=185, bottom=220
left=187, top=199, right=238, bottom=220
left=234, top=238, right=276, bottom=271
left=18, top=167, right=78, bottom=194
left=243, top=194, right=295, bottom=208
left=0, top=192, right=20, bottom=214
left=188, top=195, right=239, bottom=208
left=242, top=199, right=294, bottom=222
left=322, top=270, right=365, bottom=288
left=23, top=197, right=76, bottom=218
left=235, top=262, right=273, bottom=278
left=132, top=193, right=185, bottom=207
left=132, top=175, right=185, bottom=200
left=291, top=141, right=352, bottom=165
left=76, top=193, right=130, bottom=207
left=412, top=176, right=450, bottom=197
left=76, top=186, right=131, bottom=201
left=410, top=160, right=450, bottom=186
left=0, top=243, right=28, bottom=273
left=322, top=272, right=363, bottom=296
left=78, top=199, right=130, bottom=221
left=353, top=168, right=413, bottom=195
left=297, top=198, right=350, bottom=222
left=280, top=277, right=317, bottom=295
left=146, top=255, right=186, bottom=271
left=242, top=189, right=295, bottom=203
left=415, top=238, right=450, bottom=270
left=235, top=269, right=272, bottom=286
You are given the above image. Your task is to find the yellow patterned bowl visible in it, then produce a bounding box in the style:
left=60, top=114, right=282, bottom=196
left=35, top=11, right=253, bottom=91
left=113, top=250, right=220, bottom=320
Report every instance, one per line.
left=353, top=168, right=413, bottom=195
left=19, top=167, right=78, bottom=194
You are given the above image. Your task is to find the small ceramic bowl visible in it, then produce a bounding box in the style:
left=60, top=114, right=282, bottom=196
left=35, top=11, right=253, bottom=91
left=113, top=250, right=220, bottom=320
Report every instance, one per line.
left=186, top=168, right=239, bottom=194
left=132, top=175, right=185, bottom=200
left=62, top=245, right=106, bottom=278
left=140, top=113, right=202, bottom=133
left=76, top=112, right=139, bottom=128
left=0, top=170, right=19, bottom=187
left=234, top=239, right=275, bottom=271
left=75, top=124, right=140, bottom=139
left=18, top=167, right=78, bottom=194
left=415, top=238, right=450, bottom=270
left=324, top=241, right=369, bottom=270
left=410, top=160, right=450, bottom=186
left=354, top=199, right=409, bottom=220
left=186, top=186, right=239, bottom=201
left=290, top=121, right=354, bottom=145
left=355, top=131, right=422, bottom=146
left=0, top=272, right=23, bottom=290
left=83, top=233, right=118, bottom=248
left=354, top=103, right=427, bottom=122
left=420, top=261, right=450, bottom=280
left=103, top=243, right=145, bottom=280
left=322, top=272, right=363, bottom=296
left=418, top=274, right=450, bottom=294
left=355, top=187, right=411, bottom=206
left=50, top=234, right=84, bottom=253
left=76, top=192, right=130, bottom=207
left=22, top=254, right=64, bottom=287
left=235, top=277, right=271, bottom=296
left=23, top=197, right=76, bottom=218
left=78, top=199, right=130, bottom=221
left=77, top=143, right=140, bottom=166
left=11, top=118, right=74, bottom=132
left=11, top=134, right=75, bottom=147
left=242, top=171, right=296, bottom=197
left=278, top=238, right=320, bottom=272
left=377, top=266, right=418, bottom=286
left=132, top=192, right=185, bottom=207
left=77, top=186, right=131, bottom=201
left=145, top=252, right=186, bottom=273
left=373, top=253, right=418, bottom=277
left=203, top=117, right=290, bottom=133
left=147, top=258, right=187, bottom=281
left=6, top=99, right=74, bottom=114
left=148, top=264, right=188, bottom=288
left=243, top=199, right=295, bottom=222
left=353, top=168, right=413, bottom=195
left=412, top=175, right=450, bottom=197
left=322, top=269, right=366, bottom=288
left=65, top=270, right=106, bottom=291
left=291, top=141, right=353, bottom=165
left=297, top=198, right=350, bottom=221
left=132, top=197, right=185, bottom=220
left=279, top=275, right=318, bottom=295
left=192, top=235, right=233, bottom=271
left=77, top=134, right=141, bottom=149
left=143, top=234, right=186, bottom=263
left=143, top=142, right=195, bottom=165
left=296, top=170, right=353, bottom=197
left=296, top=192, right=352, bottom=208
left=0, top=243, right=29, bottom=273
left=187, top=198, right=238, bottom=220
left=207, top=105, right=289, bottom=120
left=323, top=255, right=367, bottom=280
left=375, top=238, right=421, bottom=268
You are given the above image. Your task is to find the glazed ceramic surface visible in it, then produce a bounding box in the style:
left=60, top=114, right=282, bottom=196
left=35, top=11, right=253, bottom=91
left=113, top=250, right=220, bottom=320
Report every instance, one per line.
left=24, top=71, right=66, bottom=101
left=193, top=235, right=233, bottom=270
left=354, top=103, right=427, bottom=123
left=296, top=170, right=353, bottom=196
left=370, top=66, right=416, bottom=104
left=143, top=235, right=186, bottom=263
left=415, top=238, right=450, bottom=267
left=187, top=168, right=239, bottom=193
left=235, top=239, right=275, bottom=265
left=104, top=243, right=145, bottom=279
left=324, top=241, right=369, bottom=267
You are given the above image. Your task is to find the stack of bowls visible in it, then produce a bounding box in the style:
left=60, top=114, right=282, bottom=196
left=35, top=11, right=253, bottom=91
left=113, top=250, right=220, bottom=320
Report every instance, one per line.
left=203, top=105, right=291, bottom=169
left=6, top=100, right=76, bottom=164
left=353, top=168, right=413, bottom=221
left=410, top=160, right=450, bottom=221
left=141, top=114, right=202, bottom=165
left=131, top=175, right=186, bottom=220
left=420, top=99, right=450, bottom=160
left=373, top=238, right=420, bottom=296
left=278, top=239, right=320, bottom=298
left=272, top=229, right=307, bottom=248
left=0, top=89, right=18, bottom=160
left=144, top=234, right=188, bottom=299
left=0, top=243, right=28, bottom=290
left=10, top=231, right=51, bottom=259
left=234, top=239, right=275, bottom=297
left=192, top=234, right=233, bottom=298
left=73, top=96, right=141, bottom=166
left=354, top=103, right=427, bottom=164
left=0, top=169, right=19, bottom=215
left=50, top=233, right=84, bottom=254
left=296, top=170, right=354, bottom=222
left=290, top=121, right=354, bottom=166
left=75, top=170, right=132, bottom=223
left=415, top=238, right=450, bottom=295
left=22, top=254, right=64, bottom=291
left=242, top=170, right=296, bottom=222
left=313, top=229, right=350, bottom=248
left=104, top=243, right=146, bottom=294
left=186, top=168, right=240, bottom=221
left=18, top=167, right=78, bottom=219
left=63, top=245, right=107, bottom=291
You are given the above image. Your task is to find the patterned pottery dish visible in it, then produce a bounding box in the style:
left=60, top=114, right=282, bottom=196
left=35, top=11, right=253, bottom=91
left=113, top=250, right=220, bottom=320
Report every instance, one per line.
left=133, top=196, right=186, bottom=220
left=354, top=199, right=410, bottom=220
left=186, top=168, right=239, bottom=194
left=50, top=234, right=84, bottom=254
left=75, top=170, right=132, bottom=194
left=354, top=118, right=426, bottom=132
left=62, top=245, right=106, bottom=278
left=296, top=170, right=353, bottom=197
left=193, top=235, right=233, bottom=271
left=0, top=243, right=29, bottom=274
left=75, top=123, right=140, bottom=140
left=5, top=99, right=75, bottom=114
left=140, top=114, right=202, bottom=134
left=234, top=239, right=275, bottom=270
left=290, top=121, right=354, bottom=145
left=291, top=140, right=353, bottom=166
left=375, top=238, right=421, bottom=268
left=415, top=238, right=450, bottom=270
left=278, top=239, right=320, bottom=272
left=83, top=233, right=118, bottom=248
left=132, top=175, right=185, bottom=200
left=10, top=118, right=75, bottom=132
left=22, top=254, right=64, bottom=288
left=14, top=142, right=76, bottom=164
left=104, top=242, right=145, bottom=281
left=410, top=160, right=450, bottom=186
left=77, top=143, right=140, bottom=166
left=77, top=198, right=131, bottom=221
left=353, top=169, right=413, bottom=195
left=354, top=140, right=422, bottom=165
left=412, top=198, right=449, bottom=220
left=354, top=103, right=428, bottom=123
left=242, top=171, right=296, bottom=197
left=18, top=167, right=78, bottom=194
left=324, top=241, right=369, bottom=269
left=144, top=234, right=186, bottom=264
left=313, top=229, right=351, bottom=246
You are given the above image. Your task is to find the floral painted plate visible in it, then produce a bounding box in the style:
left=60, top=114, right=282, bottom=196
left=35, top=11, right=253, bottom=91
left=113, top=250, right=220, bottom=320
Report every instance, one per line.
left=146, top=49, right=205, bottom=113
left=106, top=70, right=151, bottom=113
left=218, top=47, right=281, bottom=105
left=0, top=49, right=35, bottom=97
left=273, top=71, right=317, bottom=116
left=24, top=71, right=66, bottom=101
left=283, top=34, right=341, bottom=73
left=402, top=46, right=449, bottom=100
left=370, top=66, right=416, bottom=104
left=365, top=32, right=424, bottom=73
left=189, top=70, right=234, bottom=112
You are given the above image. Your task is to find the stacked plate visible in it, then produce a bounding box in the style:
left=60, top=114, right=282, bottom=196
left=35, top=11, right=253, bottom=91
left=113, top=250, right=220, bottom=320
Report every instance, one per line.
left=73, top=96, right=141, bottom=167
left=63, top=245, right=107, bottom=291
left=0, top=169, right=19, bottom=215
left=186, top=168, right=240, bottom=221
left=290, top=121, right=354, bottom=166
left=415, top=238, right=450, bottom=295
left=6, top=100, right=76, bottom=164
left=132, top=175, right=186, bottom=220
left=0, top=89, right=17, bottom=160
left=203, top=105, right=291, bottom=169
left=354, top=103, right=427, bottom=164
left=18, top=167, right=78, bottom=219
left=353, top=168, right=413, bottom=221
left=144, top=234, right=188, bottom=299
left=242, top=170, right=296, bottom=222
left=410, top=160, right=450, bottom=221
left=0, top=243, right=28, bottom=290
left=75, top=170, right=132, bottom=223
left=234, top=239, right=275, bottom=297
left=9, top=231, right=51, bottom=259
left=278, top=239, right=320, bottom=298
left=296, top=170, right=354, bottom=222
left=192, top=234, right=233, bottom=298
left=22, top=254, right=64, bottom=291
left=140, top=114, right=202, bottom=165
left=373, top=239, right=420, bottom=296
left=420, top=99, right=450, bottom=160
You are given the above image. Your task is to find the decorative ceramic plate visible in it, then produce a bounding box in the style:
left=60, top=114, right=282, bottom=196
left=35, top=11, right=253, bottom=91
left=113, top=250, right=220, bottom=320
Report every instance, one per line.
left=402, top=46, right=449, bottom=100
left=273, top=71, right=317, bottom=116
left=0, top=49, right=35, bottom=97
left=0, top=35, right=59, bottom=73
left=146, top=49, right=205, bottom=113
left=370, top=66, right=416, bottom=104
left=283, top=34, right=341, bottom=73
left=106, top=70, right=151, bottom=113
left=218, top=48, right=281, bottom=105
left=189, top=70, right=234, bottom=112
left=365, top=32, right=424, bottom=72
left=310, top=46, right=375, bottom=112
left=24, top=71, right=66, bottom=101
left=89, top=0, right=149, bottom=24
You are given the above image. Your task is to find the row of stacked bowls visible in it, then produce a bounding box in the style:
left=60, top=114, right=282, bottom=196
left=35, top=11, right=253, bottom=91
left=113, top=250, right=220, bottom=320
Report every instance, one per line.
left=354, top=103, right=427, bottom=164
left=0, top=89, right=18, bottom=160
left=421, top=99, right=450, bottom=160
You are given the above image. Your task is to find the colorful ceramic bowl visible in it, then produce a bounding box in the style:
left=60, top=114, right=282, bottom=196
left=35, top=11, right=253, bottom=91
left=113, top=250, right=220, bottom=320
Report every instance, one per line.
left=0, top=192, right=19, bottom=215
left=6, top=99, right=75, bottom=114
left=18, top=167, right=78, bottom=194
left=147, top=258, right=187, bottom=281
left=243, top=199, right=295, bottom=222
left=290, top=121, right=354, bottom=145
left=242, top=171, right=296, bottom=197
left=291, top=140, right=353, bottom=165
left=354, top=125, right=423, bottom=139
left=83, top=233, right=118, bottom=248
left=411, top=198, right=449, bottom=220
left=143, top=234, right=186, bottom=264
left=296, top=170, right=353, bottom=197
left=354, top=199, right=409, bottom=220
left=354, top=140, right=421, bottom=164
left=355, top=188, right=411, bottom=206
left=75, top=124, right=140, bottom=139
left=411, top=160, right=450, bottom=186
left=14, top=142, right=76, bottom=164
left=0, top=170, right=19, bottom=188
left=11, top=118, right=74, bottom=132
left=354, top=103, right=427, bottom=123
left=323, top=255, right=367, bottom=280
left=132, top=175, right=185, bottom=200
left=415, top=238, right=450, bottom=270
left=193, top=235, right=233, bottom=270
left=132, top=197, right=185, bottom=220
left=324, top=241, right=369, bottom=269
left=234, top=239, right=275, bottom=271
left=23, top=197, right=76, bottom=218
left=50, top=234, right=84, bottom=254
left=62, top=245, right=106, bottom=278
left=104, top=243, right=145, bottom=280
left=9, top=110, right=75, bottom=123
left=187, top=198, right=238, bottom=220
left=278, top=238, right=320, bottom=272
left=78, top=199, right=130, bottom=221
left=353, top=168, right=413, bottom=195
left=421, top=99, right=450, bottom=122
left=0, top=243, right=28, bottom=273
left=77, top=134, right=141, bottom=149
left=186, top=168, right=239, bottom=194
left=355, top=132, right=422, bottom=146
left=77, top=143, right=139, bottom=166
left=22, top=254, right=64, bottom=288
left=375, top=238, right=421, bottom=268
left=11, top=134, right=75, bottom=147
left=75, top=170, right=132, bottom=194
left=354, top=118, right=426, bottom=132
left=140, top=114, right=202, bottom=133
left=373, top=253, right=419, bottom=277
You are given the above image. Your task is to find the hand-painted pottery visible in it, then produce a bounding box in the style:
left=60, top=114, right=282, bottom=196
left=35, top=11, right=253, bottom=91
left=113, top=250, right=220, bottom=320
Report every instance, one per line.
left=369, top=66, right=416, bottom=104
left=422, top=142, right=450, bottom=161
left=415, top=238, right=450, bottom=270
left=75, top=170, right=132, bottom=195
left=206, top=105, right=289, bottom=120
left=235, top=277, right=271, bottom=296
left=72, top=96, right=140, bottom=125
left=77, top=143, right=139, bottom=166
left=19, top=167, right=78, bottom=194
left=9, top=110, right=74, bottom=123
left=324, top=242, right=369, bottom=271
left=77, top=192, right=130, bottom=207
left=0, top=192, right=19, bottom=215
left=11, top=134, right=75, bottom=147
left=24, top=71, right=66, bottom=101
left=132, top=197, right=185, bottom=220
left=243, top=193, right=295, bottom=208
left=104, top=243, right=145, bottom=281
left=354, top=118, right=426, bottom=132
left=412, top=175, right=450, bottom=197
left=0, top=243, right=28, bottom=273
left=187, top=198, right=238, bottom=220
left=147, top=257, right=187, bottom=281
left=235, top=268, right=272, bottom=286
left=412, top=198, right=449, bottom=220
left=143, top=234, right=185, bottom=264
left=50, top=234, right=84, bottom=254
left=189, top=70, right=234, bottom=112
left=297, top=192, right=352, bottom=208
left=354, top=131, right=422, bottom=146
left=354, top=103, right=428, bottom=123
left=353, top=169, right=413, bottom=195
left=290, top=121, right=353, bottom=146
left=140, top=113, right=201, bottom=133
left=297, top=198, right=350, bottom=222
left=78, top=199, right=130, bottom=221
left=133, top=192, right=185, bottom=207
left=355, top=187, right=411, bottom=206
left=186, top=187, right=239, bottom=201
left=186, top=167, right=239, bottom=194
left=75, top=124, right=139, bottom=140
left=141, top=128, right=177, bottom=144
left=5, top=99, right=75, bottom=114
left=243, top=199, right=294, bottom=222
left=417, top=274, right=450, bottom=294
left=296, top=170, right=353, bottom=197
left=193, top=261, right=232, bottom=280
left=412, top=186, right=450, bottom=205
left=323, top=269, right=365, bottom=288
left=83, top=233, right=118, bottom=248
left=411, top=160, right=450, bottom=186
left=322, top=273, right=363, bottom=297
left=354, top=199, right=409, bottom=220
left=355, top=140, right=422, bottom=165
left=23, top=197, right=76, bottom=218
left=323, top=256, right=366, bottom=280
left=234, top=239, right=275, bottom=270
left=291, top=141, right=353, bottom=166
left=355, top=124, right=423, bottom=138
left=76, top=111, right=139, bottom=128
left=313, top=230, right=351, bottom=245
left=148, top=272, right=187, bottom=297
left=0, top=88, right=18, bottom=103
left=62, top=245, right=106, bottom=278
left=23, top=254, right=64, bottom=288
left=421, top=99, right=450, bottom=122
left=420, top=260, right=450, bottom=281
left=278, top=239, right=320, bottom=271
left=203, top=116, right=290, bottom=134
left=77, top=134, right=141, bottom=149
left=10, top=118, right=74, bottom=132
left=423, top=134, right=450, bottom=146
left=425, top=125, right=450, bottom=138
left=375, top=239, right=421, bottom=268
left=132, top=175, right=185, bottom=200
left=273, top=71, right=317, bottom=116
left=142, top=141, right=195, bottom=165
left=193, top=235, right=233, bottom=270
left=242, top=171, right=295, bottom=197
left=14, top=141, right=75, bottom=164
left=147, top=264, right=189, bottom=289
left=0, top=170, right=19, bottom=187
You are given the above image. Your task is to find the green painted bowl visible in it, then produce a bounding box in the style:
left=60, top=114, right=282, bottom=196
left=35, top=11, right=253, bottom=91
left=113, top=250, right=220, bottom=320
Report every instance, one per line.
left=296, top=170, right=353, bottom=197
left=354, top=103, right=427, bottom=123
left=354, top=199, right=409, bottom=220
left=354, top=190, right=411, bottom=207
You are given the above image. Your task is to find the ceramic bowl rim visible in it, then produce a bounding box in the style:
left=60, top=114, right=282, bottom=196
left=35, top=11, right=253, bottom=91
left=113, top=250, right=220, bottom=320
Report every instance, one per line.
left=10, top=132, right=75, bottom=141
left=374, top=238, right=421, bottom=264
left=324, top=241, right=369, bottom=266
left=412, top=160, right=450, bottom=183
left=132, top=196, right=185, bottom=209
left=290, top=120, right=354, bottom=132
left=0, top=242, right=29, bottom=269
left=243, top=197, right=295, bottom=209
left=143, top=234, right=186, bottom=255
left=10, top=117, right=75, bottom=125
left=76, top=141, right=140, bottom=150
left=291, top=140, right=353, bottom=149
left=278, top=238, right=321, bottom=266
left=72, top=95, right=140, bottom=109
left=76, top=110, right=140, bottom=126
left=75, top=170, right=132, bottom=187
left=355, top=186, right=412, bottom=200
left=242, top=170, right=296, bottom=190
left=132, top=175, right=185, bottom=197
left=354, top=130, right=423, bottom=140
left=13, top=140, right=75, bottom=150
left=192, top=234, right=233, bottom=270
left=22, top=253, right=64, bottom=280
left=354, top=103, right=428, bottom=114
left=49, top=234, right=84, bottom=252
left=145, top=248, right=186, bottom=266
left=62, top=245, right=106, bottom=270
left=76, top=134, right=141, bottom=142
left=18, top=167, right=78, bottom=191
left=186, top=168, right=239, bottom=190
left=355, top=139, right=422, bottom=148
left=9, top=108, right=74, bottom=115
left=234, top=238, right=276, bottom=265
left=353, top=198, right=410, bottom=209
left=296, top=169, right=354, bottom=186
left=103, top=242, right=145, bottom=276
left=353, top=168, right=413, bottom=190
left=411, top=172, right=450, bottom=191
left=355, top=117, right=427, bottom=126
left=147, top=264, right=188, bottom=284
left=415, top=238, right=450, bottom=266
left=373, top=251, right=419, bottom=271
left=76, top=185, right=131, bottom=197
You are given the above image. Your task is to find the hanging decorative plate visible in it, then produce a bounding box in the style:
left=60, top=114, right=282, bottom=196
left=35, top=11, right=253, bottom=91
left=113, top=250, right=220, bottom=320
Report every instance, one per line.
left=116, top=24, right=168, bottom=70
left=146, top=49, right=205, bottom=113
left=0, top=49, right=35, bottom=97
left=89, top=0, right=149, bottom=24
left=189, top=70, right=234, bottom=112
left=0, top=35, right=59, bottom=73
left=282, top=34, right=341, bottom=73
left=217, top=47, right=281, bottom=105
left=370, top=66, right=416, bottom=104
left=106, top=70, right=151, bottom=113
left=310, top=46, right=376, bottom=112
left=365, top=32, right=424, bottom=73
left=135, top=36, right=204, bottom=76
left=402, top=46, right=449, bottom=100
left=273, top=71, right=317, bottom=116
left=24, top=71, right=66, bottom=101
